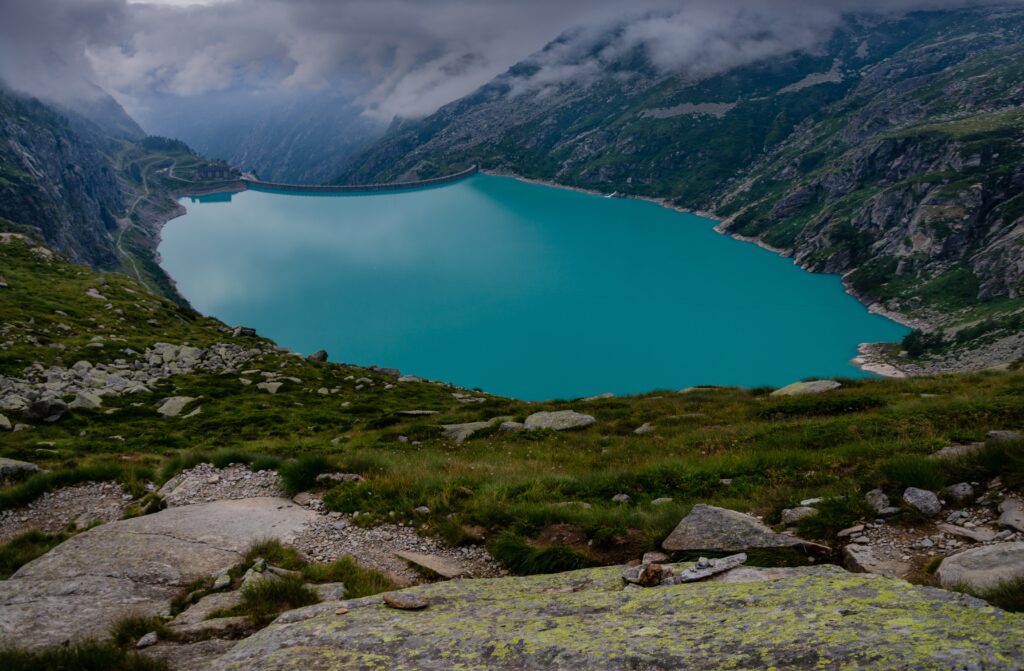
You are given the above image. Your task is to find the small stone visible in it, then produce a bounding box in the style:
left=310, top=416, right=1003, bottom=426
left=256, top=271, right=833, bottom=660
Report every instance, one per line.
left=633, top=422, right=655, bottom=435
left=335, top=608, right=350, bottom=615
left=837, top=525, right=865, bottom=538
left=136, top=632, right=158, bottom=648
left=293, top=492, right=313, bottom=506
left=213, top=572, right=231, bottom=590
left=383, top=592, right=429, bottom=610
left=0, top=414, right=10, bottom=431
left=499, top=421, right=525, bottom=433
left=307, top=350, right=329, bottom=362
left=902, top=487, right=942, bottom=517
left=651, top=497, right=674, bottom=506
left=865, top=489, right=890, bottom=514
left=157, top=396, right=195, bottom=418
left=414, top=506, right=430, bottom=515
left=27, top=398, right=67, bottom=423
left=780, top=507, right=817, bottom=525
left=999, top=500, right=1024, bottom=533
left=612, top=493, right=632, bottom=505
left=256, top=381, right=283, bottom=394
left=770, top=380, right=841, bottom=396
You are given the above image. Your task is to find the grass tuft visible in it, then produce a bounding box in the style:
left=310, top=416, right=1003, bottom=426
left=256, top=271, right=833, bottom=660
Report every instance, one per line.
left=109, top=614, right=169, bottom=648
left=0, top=641, right=169, bottom=671
left=235, top=577, right=320, bottom=626
left=0, top=529, right=69, bottom=579
left=278, top=455, right=336, bottom=495
left=301, top=556, right=396, bottom=598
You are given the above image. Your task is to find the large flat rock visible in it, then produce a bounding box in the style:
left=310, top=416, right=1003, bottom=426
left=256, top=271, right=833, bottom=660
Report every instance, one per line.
left=210, top=564, right=1024, bottom=670
left=0, top=497, right=314, bottom=648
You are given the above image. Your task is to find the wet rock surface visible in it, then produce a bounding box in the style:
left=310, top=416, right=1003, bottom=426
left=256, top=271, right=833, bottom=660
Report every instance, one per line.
left=209, top=564, right=1024, bottom=670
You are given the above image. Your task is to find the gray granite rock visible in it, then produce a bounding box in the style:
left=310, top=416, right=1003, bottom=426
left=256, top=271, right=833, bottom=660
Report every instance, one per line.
left=770, top=380, right=841, bottom=396
left=936, top=542, right=1024, bottom=592
left=0, top=498, right=314, bottom=648
left=523, top=410, right=595, bottom=431
left=662, top=504, right=827, bottom=553
left=903, top=487, right=942, bottom=516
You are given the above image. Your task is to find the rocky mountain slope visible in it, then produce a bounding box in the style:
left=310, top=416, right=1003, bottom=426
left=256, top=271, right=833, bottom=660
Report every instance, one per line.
left=340, top=7, right=1024, bottom=365
left=141, top=90, right=384, bottom=185
left=0, top=87, right=127, bottom=269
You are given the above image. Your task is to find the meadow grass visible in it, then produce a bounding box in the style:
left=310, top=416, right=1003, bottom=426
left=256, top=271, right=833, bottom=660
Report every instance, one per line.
left=1, top=237, right=1023, bottom=571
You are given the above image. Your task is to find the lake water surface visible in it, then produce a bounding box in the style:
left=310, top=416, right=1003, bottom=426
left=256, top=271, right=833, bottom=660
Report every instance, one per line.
left=160, top=174, right=907, bottom=400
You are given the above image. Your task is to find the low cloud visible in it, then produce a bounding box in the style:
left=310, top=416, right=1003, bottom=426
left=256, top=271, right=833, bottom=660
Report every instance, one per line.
left=0, top=0, right=1018, bottom=121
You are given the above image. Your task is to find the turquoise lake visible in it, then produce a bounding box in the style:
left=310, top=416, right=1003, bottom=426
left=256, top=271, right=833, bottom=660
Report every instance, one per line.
left=160, top=174, right=908, bottom=400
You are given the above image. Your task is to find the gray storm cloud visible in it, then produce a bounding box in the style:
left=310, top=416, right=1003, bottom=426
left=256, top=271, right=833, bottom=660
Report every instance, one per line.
left=0, top=0, right=1016, bottom=121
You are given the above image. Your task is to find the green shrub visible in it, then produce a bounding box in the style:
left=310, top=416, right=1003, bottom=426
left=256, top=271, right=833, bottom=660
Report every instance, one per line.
left=241, top=539, right=304, bottom=572
left=955, top=578, right=1024, bottom=613
left=0, top=530, right=69, bottom=578
left=875, top=454, right=948, bottom=492
left=278, top=455, right=336, bottom=495
left=110, top=614, right=169, bottom=647
left=489, top=532, right=594, bottom=575
left=302, top=557, right=396, bottom=598
left=795, top=496, right=874, bottom=540
left=0, top=641, right=169, bottom=671
left=237, top=577, right=320, bottom=626
left=756, top=394, right=887, bottom=419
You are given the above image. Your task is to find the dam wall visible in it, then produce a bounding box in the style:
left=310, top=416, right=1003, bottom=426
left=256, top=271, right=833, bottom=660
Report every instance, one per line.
left=244, top=165, right=478, bottom=194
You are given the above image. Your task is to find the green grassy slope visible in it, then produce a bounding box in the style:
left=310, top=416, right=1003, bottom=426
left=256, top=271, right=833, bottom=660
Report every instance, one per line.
left=2, top=237, right=1022, bottom=567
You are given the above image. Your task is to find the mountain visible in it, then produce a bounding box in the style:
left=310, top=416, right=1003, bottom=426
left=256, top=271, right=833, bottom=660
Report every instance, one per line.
left=0, top=86, right=126, bottom=269
left=0, top=84, right=246, bottom=300
left=340, top=7, right=1024, bottom=367
left=138, top=90, right=385, bottom=184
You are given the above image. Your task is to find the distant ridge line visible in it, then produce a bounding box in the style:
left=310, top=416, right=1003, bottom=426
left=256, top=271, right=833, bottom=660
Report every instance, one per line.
left=244, top=165, right=479, bottom=193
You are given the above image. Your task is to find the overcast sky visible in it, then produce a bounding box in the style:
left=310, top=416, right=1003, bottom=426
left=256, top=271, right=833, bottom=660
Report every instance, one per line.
left=0, top=0, right=1013, bottom=122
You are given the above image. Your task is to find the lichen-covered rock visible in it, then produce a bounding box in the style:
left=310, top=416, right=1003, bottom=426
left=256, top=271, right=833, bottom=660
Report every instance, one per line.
left=662, top=504, right=826, bottom=553
left=209, top=564, right=1024, bottom=670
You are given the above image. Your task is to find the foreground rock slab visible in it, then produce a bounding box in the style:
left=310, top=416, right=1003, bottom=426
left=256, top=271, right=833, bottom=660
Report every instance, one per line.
left=210, top=564, right=1024, bottom=670
left=662, top=504, right=828, bottom=554
left=0, top=497, right=314, bottom=647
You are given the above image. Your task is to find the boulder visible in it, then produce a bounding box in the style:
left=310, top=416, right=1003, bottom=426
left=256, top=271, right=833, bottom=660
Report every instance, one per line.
left=208, top=564, right=1024, bottom=671
left=943, top=483, right=975, bottom=504
left=314, top=582, right=347, bottom=601
left=929, top=443, right=985, bottom=460
left=307, top=350, right=329, bottom=363
left=0, top=413, right=11, bottom=431
left=499, top=421, right=525, bottom=433
left=780, top=507, right=817, bottom=525
left=987, top=430, right=1023, bottom=444
left=157, top=396, right=196, bottom=418
left=0, top=457, right=40, bottom=481
left=69, top=391, right=103, bottom=410
left=936, top=542, right=1024, bottom=592
left=662, top=504, right=827, bottom=554
left=232, top=327, right=257, bottom=337
left=256, top=382, right=283, bottom=394
left=442, top=421, right=493, bottom=444
left=26, top=398, right=66, bottom=423
left=999, top=499, right=1024, bottom=533
left=770, top=380, right=841, bottom=397
left=903, top=487, right=942, bottom=516
left=523, top=410, right=595, bottom=431
left=0, top=497, right=314, bottom=647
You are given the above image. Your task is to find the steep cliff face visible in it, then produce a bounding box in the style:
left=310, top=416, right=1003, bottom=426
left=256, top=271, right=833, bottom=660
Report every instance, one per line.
left=0, top=89, right=125, bottom=268
left=341, top=8, right=1024, bottom=320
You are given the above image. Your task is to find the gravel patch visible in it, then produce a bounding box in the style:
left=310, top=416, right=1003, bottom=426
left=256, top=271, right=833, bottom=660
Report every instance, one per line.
left=159, top=464, right=281, bottom=506
left=293, top=512, right=504, bottom=585
left=0, top=482, right=130, bottom=543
